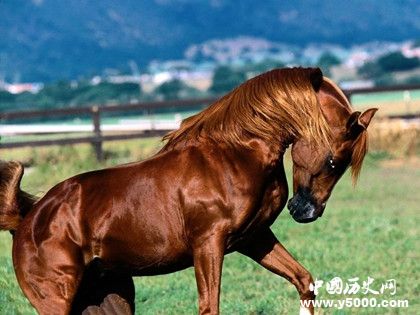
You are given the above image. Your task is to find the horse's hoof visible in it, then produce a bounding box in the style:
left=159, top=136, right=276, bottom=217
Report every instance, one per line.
left=82, top=294, right=132, bottom=315
left=81, top=305, right=102, bottom=315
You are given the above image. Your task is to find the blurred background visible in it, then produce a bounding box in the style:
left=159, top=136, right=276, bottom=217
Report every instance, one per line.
left=0, top=1, right=419, bottom=314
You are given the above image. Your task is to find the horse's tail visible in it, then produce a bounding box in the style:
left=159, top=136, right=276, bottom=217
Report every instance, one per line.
left=0, top=161, right=37, bottom=231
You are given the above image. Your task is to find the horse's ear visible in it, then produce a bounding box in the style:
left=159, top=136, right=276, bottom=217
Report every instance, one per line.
left=346, top=108, right=378, bottom=138
left=309, top=67, right=323, bottom=92
left=359, top=108, right=378, bottom=129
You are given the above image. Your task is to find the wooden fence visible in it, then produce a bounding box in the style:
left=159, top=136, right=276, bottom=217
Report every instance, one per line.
left=0, top=97, right=218, bottom=160
left=1, top=84, right=419, bottom=160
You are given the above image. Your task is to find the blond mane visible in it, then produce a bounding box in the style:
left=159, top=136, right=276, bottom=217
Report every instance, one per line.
left=351, top=131, right=368, bottom=184
left=162, top=68, right=331, bottom=151
left=322, top=76, right=368, bottom=184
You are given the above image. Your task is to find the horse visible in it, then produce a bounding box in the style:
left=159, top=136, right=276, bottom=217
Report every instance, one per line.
left=0, top=67, right=377, bottom=315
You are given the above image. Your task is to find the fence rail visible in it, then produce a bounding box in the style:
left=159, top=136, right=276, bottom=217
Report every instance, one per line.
left=343, top=83, right=420, bottom=98
left=0, top=97, right=218, bottom=120
left=0, top=97, right=218, bottom=159
left=1, top=84, right=419, bottom=160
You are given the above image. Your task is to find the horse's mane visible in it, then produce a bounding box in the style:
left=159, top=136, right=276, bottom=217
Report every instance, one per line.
left=351, top=131, right=367, bottom=184
left=322, top=77, right=368, bottom=184
left=162, top=67, right=331, bottom=151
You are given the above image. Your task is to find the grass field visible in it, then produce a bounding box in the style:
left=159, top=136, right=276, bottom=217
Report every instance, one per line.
left=0, top=139, right=419, bottom=314
left=351, top=90, right=420, bottom=117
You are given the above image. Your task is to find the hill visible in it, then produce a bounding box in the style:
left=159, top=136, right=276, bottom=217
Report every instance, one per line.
left=0, top=0, right=418, bottom=81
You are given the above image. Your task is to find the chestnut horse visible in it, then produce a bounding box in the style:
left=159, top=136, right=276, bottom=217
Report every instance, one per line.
left=0, top=68, right=376, bottom=315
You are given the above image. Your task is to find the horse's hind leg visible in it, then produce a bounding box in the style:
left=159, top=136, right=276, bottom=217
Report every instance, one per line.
left=14, top=238, right=134, bottom=315
left=71, top=258, right=135, bottom=315
left=12, top=237, right=84, bottom=315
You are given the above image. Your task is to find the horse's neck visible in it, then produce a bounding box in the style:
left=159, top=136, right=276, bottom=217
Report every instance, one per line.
left=164, top=135, right=289, bottom=173
left=236, top=137, right=288, bottom=173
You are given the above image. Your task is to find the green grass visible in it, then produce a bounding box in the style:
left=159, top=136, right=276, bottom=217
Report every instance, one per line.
left=0, top=141, right=418, bottom=314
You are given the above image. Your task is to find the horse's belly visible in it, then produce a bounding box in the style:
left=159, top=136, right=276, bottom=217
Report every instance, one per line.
left=107, top=245, right=192, bottom=276
left=94, top=224, right=191, bottom=276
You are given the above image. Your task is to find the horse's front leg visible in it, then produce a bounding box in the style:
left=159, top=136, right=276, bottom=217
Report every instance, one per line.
left=192, top=232, right=226, bottom=315
left=238, top=228, right=315, bottom=315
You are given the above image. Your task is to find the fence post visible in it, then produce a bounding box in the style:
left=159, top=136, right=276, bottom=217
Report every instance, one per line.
left=91, top=106, right=103, bottom=161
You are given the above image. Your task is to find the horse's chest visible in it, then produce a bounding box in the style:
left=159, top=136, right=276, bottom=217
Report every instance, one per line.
left=232, top=181, right=288, bottom=238
left=254, top=183, right=288, bottom=225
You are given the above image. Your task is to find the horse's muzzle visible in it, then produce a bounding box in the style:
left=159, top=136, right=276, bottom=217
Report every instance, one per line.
left=287, top=189, right=325, bottom=223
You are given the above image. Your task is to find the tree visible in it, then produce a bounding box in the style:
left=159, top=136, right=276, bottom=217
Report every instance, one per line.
left=318, top=52, right=340, bottom=68
left=0, top=91, right=17, bottom=111
left=0, top=91, right=16, bottom=103
left=358, top=51, right=419, bottom=79
left=358, top=61, right=384, bottom=79
left=317, top=52, right=341, bottom=76
left=377, top=52, right=419, bottom=72
left=155, top=79, right=186, bottom=100
left=71, top=82, right=141, bottom=105
left=209, top=66, right=247, bottom=94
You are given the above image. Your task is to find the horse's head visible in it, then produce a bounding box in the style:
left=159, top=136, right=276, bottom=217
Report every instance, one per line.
left=288, top=76, right=377, bottom=223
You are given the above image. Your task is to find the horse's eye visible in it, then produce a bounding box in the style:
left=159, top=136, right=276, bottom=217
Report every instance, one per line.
left=328, top=158, right=336, bottom=169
